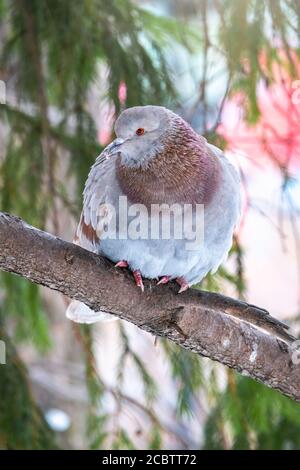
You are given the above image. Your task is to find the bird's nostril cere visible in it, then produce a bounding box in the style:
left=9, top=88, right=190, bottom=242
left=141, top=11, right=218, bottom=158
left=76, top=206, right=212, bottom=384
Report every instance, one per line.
left=103, top=138, right=125, bottom=158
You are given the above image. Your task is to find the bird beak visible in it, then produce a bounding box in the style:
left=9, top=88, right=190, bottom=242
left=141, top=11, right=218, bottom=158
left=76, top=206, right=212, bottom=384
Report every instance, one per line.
left=104, top=138, right=125, bottom=158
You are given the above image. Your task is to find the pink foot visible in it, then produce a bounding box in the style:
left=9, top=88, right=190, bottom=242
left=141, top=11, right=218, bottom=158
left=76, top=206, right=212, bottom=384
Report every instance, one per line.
left=115, top=261, right=144, bottom=292
left=157, top=276, right=171, bottom=285
left=115, top=260, right=129, bottom=268
left=176, top=277, right=189, bottom=294
left=133, top=270, right=144, bottom=292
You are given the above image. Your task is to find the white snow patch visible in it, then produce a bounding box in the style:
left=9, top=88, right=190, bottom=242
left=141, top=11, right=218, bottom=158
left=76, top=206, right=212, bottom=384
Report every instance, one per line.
left=222, top=338, right=231, bottom=348
left=249, top=344, right=258, bottom=363
left=241, top=370, right=250, bottom=377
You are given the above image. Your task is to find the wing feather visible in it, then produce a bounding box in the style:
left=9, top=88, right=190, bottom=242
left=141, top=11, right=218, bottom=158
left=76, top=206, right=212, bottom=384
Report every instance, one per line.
left=73, top=151, right=117, bottom=252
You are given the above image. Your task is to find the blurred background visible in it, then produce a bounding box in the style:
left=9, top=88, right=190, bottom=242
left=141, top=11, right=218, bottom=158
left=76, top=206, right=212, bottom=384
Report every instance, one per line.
left=0, top=0, right=300, bottom=450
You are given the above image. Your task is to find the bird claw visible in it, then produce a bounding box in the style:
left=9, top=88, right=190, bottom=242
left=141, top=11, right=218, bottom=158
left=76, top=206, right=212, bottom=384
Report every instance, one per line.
left=157, top=276, right=171, bottom=285
left=176, top=277, right=189, bottom=294
left=133, top=270, right=144, bottom=292
left=115, top=260, right=129, bottom=268
left=115, top=265, right=187, bottom=293
left=115, top=262, right=144, bottom=292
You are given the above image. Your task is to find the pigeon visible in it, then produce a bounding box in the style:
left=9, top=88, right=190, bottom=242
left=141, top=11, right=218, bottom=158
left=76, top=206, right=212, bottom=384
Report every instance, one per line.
left=66, top=105, right=241, bottom=323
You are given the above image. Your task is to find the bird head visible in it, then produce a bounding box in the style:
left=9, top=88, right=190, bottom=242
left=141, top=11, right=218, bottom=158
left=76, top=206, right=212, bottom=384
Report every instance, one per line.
left=106, top=106, right=174, bottom=168
left=101, top=105, right=220, bottom=207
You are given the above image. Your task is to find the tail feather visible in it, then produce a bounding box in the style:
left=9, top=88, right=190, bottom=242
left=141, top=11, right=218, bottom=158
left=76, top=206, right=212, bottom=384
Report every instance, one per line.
left=66, top=300, right=117, bottom=324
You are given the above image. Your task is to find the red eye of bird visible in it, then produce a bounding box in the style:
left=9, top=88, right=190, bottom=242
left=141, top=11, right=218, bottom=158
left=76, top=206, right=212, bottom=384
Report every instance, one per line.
left=136, top=127, right=145, bottom=136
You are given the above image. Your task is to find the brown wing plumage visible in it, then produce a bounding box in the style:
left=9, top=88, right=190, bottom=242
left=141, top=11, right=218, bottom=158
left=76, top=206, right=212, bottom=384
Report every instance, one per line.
left=73, top=212, right=99, bottom=251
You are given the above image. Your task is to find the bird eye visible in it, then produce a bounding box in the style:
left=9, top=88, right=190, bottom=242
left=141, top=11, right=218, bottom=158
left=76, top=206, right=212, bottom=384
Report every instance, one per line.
left=136, top=128, right=145, bottom=136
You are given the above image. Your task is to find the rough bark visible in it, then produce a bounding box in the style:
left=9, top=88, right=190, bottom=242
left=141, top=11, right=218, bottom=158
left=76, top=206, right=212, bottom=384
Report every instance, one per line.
left=0, top=212, right=299, bottom=403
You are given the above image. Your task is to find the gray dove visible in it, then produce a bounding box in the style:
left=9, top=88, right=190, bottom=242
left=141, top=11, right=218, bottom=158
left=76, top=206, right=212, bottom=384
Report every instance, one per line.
left=66, top=106, right=241, bottom=323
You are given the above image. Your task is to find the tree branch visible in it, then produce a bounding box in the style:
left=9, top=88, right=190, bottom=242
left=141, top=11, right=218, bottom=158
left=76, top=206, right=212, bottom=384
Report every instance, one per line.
left=0, top=212, right=299, bottom=403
